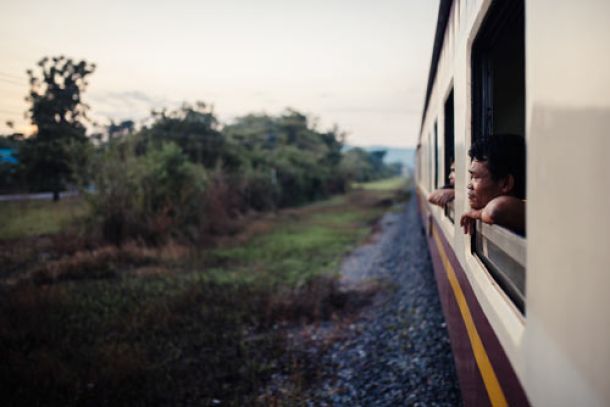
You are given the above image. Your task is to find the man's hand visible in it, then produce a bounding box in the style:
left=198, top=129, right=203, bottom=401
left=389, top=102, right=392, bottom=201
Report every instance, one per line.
left=460, top=209, right=482, bottom=234
left=428, top=189, right=455, bottom=207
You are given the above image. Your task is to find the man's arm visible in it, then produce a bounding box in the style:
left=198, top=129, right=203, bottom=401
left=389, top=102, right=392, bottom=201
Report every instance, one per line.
left=480, top=196, right=525, bottom=235
left=428, top=188, right=455, bottom=207
left=460, top=196, right=525, bottom=235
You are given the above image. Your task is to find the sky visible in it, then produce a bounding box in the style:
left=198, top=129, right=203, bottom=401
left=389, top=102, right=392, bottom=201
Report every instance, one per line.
left=0, top=0, right=438, bottom=148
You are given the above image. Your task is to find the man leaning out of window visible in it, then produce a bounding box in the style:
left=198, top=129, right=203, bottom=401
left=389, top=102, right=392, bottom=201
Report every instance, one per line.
left=428, top=161, right=455, bottom=207
left=460, top=134, right=526, bottom=236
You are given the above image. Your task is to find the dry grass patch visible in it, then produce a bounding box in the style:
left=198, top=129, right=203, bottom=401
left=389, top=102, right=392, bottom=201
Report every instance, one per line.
left=27, top=244, right=155, bottom=284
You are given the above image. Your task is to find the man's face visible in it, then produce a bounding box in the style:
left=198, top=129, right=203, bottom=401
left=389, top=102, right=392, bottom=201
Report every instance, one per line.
left=467, top=160, right=505, bottom=209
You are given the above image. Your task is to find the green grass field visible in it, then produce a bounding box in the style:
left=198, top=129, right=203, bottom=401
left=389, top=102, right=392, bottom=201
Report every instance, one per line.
left=0, top=197, right=88, bottom=240
left=207, top=194, right=383, bottom=287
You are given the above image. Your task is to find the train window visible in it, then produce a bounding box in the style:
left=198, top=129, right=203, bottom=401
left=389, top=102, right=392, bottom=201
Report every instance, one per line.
left=427, top=134, right=431, bottom=191
left=433, top=121, right=439, bottom=189
left=444, top=89, right=455, bottom=223
left=471, top=0, right=526, bottom=313
left=472, top=0, right=525, bottom=140
left=429, top=131, right=434, bottom=192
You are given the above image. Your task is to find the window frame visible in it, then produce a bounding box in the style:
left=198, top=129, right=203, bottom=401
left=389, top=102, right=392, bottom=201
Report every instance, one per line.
left=443, top=88, right=455, bottom=223
left=470, top=0, right=526, bottom=314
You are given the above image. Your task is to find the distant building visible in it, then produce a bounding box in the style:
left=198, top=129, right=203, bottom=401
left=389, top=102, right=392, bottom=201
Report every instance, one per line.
left=0, top=148, right=18, bottom=164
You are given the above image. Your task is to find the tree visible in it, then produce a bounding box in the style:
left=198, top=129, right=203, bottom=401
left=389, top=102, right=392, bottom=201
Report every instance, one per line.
left=20, top=56, right=96, bottom=200
left=339, top=148, right=400, bottom=183
left=137, top=102, right=241, bottom=169
left=223, top=109, right=348, bottom=204
left=107, top=119, right=135, bottom=140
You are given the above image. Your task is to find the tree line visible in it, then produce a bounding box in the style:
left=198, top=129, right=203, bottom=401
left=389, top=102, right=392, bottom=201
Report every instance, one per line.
left=0, top=57, right=402, bottom=243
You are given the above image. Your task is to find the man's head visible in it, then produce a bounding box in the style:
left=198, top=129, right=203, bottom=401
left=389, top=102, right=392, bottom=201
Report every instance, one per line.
left=467, top=134, right=525, bottom=210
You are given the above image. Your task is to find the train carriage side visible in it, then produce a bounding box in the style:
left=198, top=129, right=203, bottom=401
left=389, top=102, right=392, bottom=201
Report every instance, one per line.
left=416, top=1, right=610, bottom=406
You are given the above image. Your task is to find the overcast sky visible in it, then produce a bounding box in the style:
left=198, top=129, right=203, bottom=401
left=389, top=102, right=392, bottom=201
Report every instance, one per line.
left=0, top=0, right=438, bottom=147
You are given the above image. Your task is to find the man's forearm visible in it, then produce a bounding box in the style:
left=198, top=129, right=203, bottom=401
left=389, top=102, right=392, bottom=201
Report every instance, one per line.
left=481, top=196, right=525, bottom=234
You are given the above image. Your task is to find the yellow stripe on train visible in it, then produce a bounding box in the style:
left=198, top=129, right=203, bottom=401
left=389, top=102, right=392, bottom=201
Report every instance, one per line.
left=432, top=230, right=507, bottom=407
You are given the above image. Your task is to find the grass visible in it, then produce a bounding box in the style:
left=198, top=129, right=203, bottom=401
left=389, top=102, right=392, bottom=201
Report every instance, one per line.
left=207, top=195, right=383, bottom=288
left=0, top=197, right=88, bottom=240
left=0, top=180, right=407, bottom=405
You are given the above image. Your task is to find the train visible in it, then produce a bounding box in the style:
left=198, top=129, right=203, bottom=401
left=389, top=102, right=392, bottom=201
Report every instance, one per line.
left=415, top=0, right=610, bottom=405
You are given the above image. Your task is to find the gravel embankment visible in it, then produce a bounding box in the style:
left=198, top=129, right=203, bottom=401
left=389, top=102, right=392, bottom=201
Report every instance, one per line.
left=310, top=192, right=462, bottom=406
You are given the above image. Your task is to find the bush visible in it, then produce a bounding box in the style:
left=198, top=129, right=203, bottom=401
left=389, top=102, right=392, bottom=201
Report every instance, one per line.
left=200, top=167, right=243, bottom=235
left=238, top=165, right=280, bottom=211
left=88, top=141, right=207, bottom=244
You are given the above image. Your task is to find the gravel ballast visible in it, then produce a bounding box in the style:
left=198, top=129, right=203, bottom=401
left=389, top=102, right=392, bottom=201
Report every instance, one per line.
left=309, top=192, right=462, bottom=406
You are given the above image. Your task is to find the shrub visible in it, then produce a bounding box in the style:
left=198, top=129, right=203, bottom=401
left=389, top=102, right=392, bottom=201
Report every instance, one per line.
left=238, top=165, right=280, bottom=211
left=88, top=141, right=207, bottom=244
left=200, top=167, right=243, bottom=236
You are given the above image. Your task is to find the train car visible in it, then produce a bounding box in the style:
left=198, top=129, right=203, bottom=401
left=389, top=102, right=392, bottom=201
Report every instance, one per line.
left=416, top=0, right=610, bottom=405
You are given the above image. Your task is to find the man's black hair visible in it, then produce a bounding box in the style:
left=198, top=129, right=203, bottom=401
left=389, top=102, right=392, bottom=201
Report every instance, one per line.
left=469, top=134, right=526, bottom=199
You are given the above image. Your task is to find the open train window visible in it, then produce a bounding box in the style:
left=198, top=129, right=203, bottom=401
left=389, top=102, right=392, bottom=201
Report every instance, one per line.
left=471, top=0, right=526, bottom=313
left=444, top=89, right=455, bottom=223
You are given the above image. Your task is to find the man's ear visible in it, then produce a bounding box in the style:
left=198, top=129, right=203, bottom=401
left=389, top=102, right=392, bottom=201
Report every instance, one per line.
left=500, top=175, right=515, bottom=194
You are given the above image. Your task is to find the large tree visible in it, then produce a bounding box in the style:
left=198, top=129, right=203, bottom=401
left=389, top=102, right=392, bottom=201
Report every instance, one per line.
left=20, top=56, right=95, bottom=200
